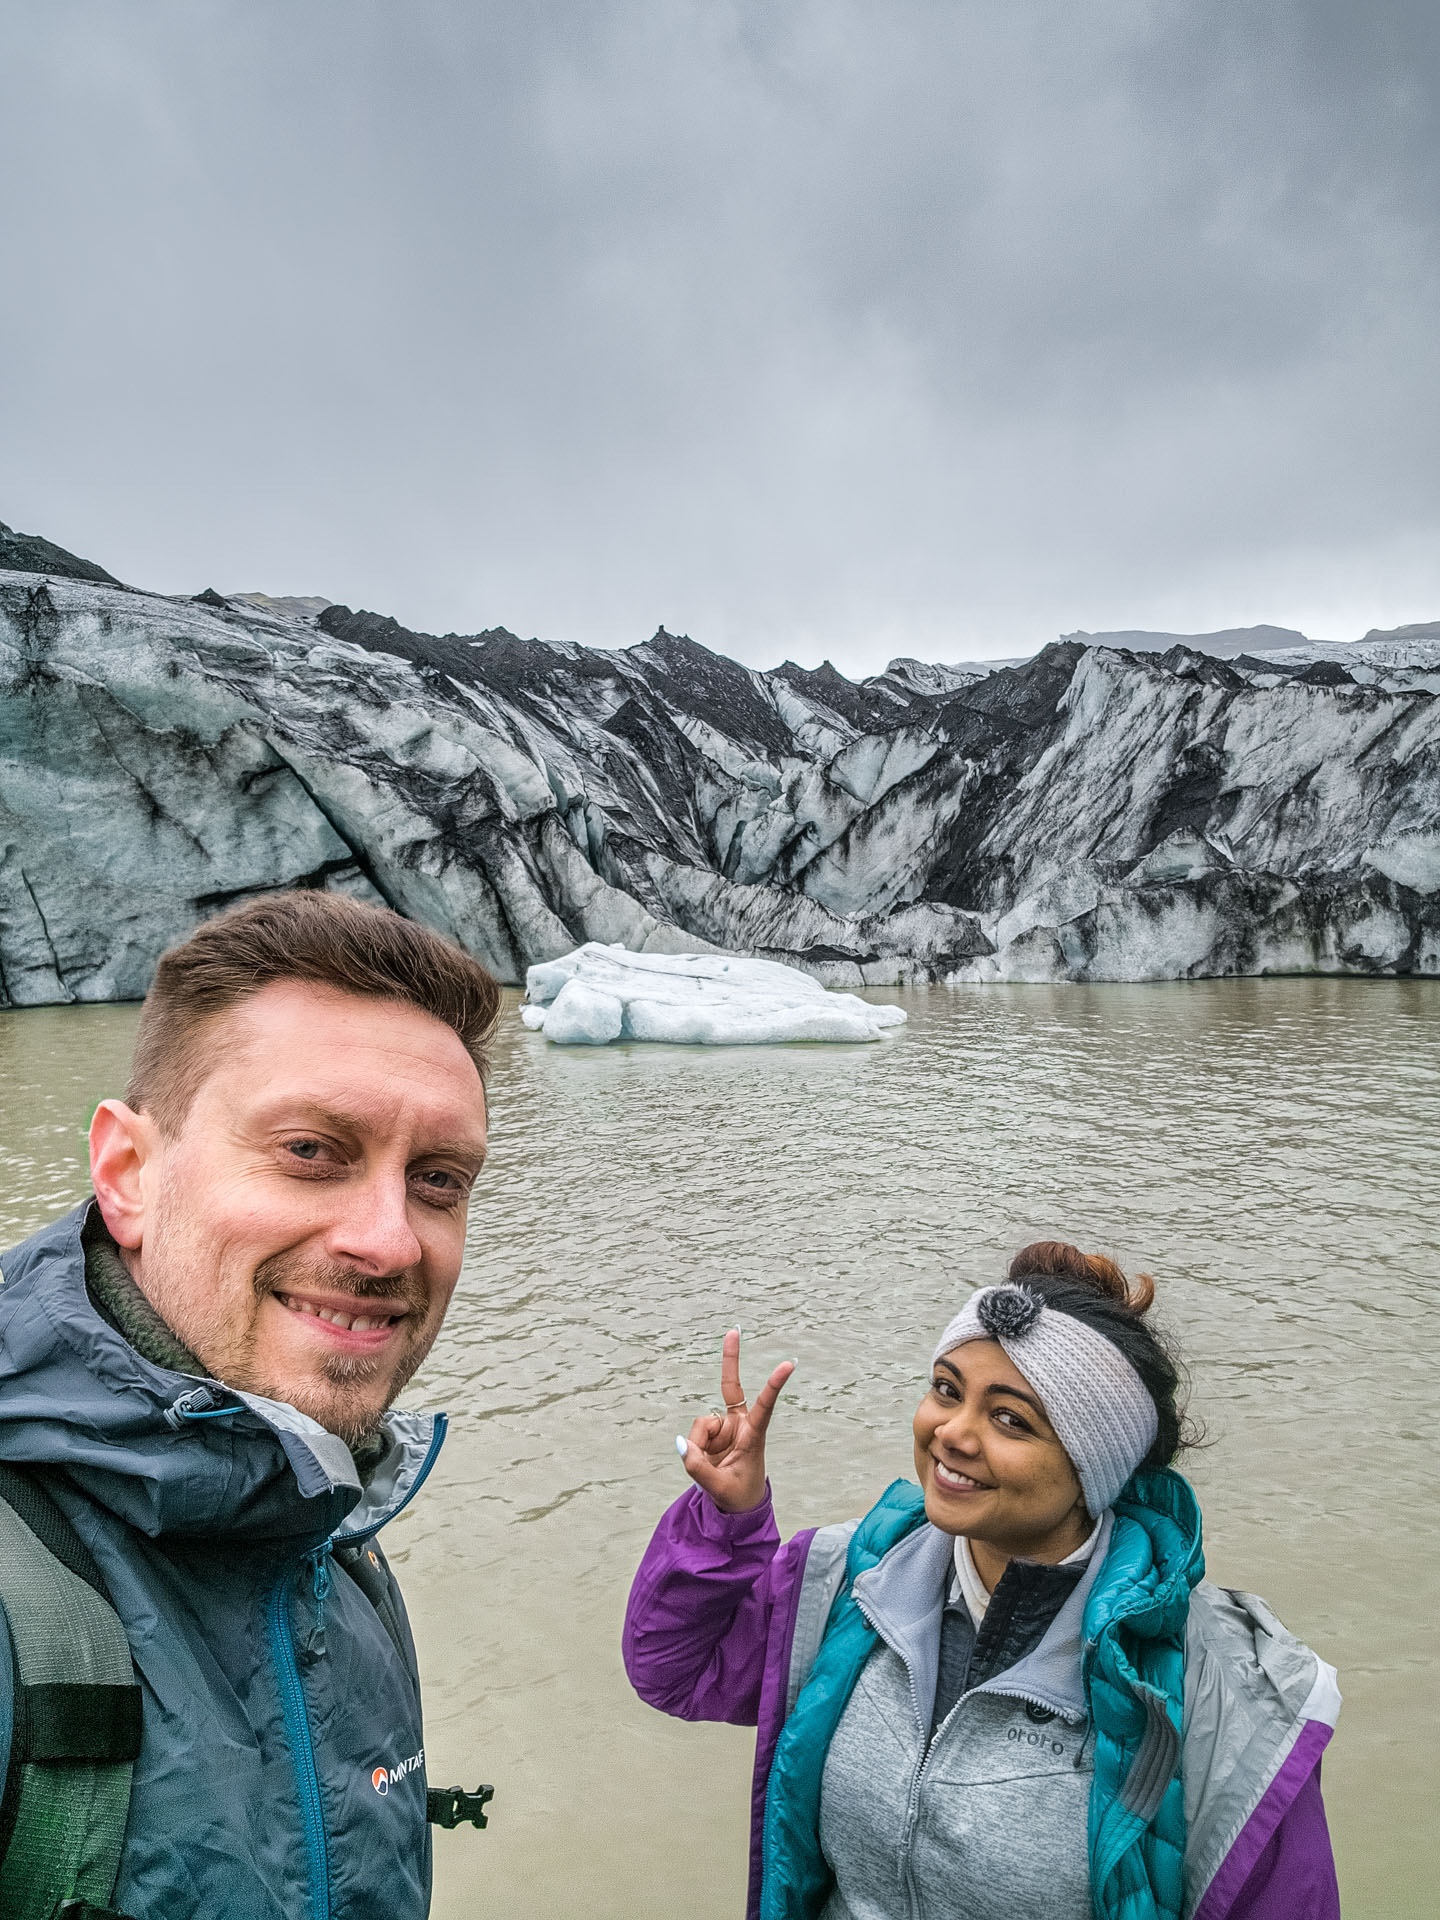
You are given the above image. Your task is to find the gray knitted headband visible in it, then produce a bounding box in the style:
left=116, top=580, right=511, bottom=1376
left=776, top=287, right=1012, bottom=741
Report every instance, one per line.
left=931, top=1283, right=1158, bottom=1516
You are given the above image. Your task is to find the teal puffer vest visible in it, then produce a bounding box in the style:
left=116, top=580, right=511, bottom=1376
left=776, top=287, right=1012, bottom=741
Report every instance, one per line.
left=1084, top=1469, right=1204, bottom=1920
left=760, top=1470, right=1204, bottom=1920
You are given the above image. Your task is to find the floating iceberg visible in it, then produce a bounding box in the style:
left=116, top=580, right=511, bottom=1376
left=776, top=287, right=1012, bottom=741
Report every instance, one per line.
left=521, top=944, right=908, bottom=1046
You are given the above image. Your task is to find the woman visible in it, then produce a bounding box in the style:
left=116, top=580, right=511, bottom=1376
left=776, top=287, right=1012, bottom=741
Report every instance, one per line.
left=623, top=1244, right=1340, bottom=1920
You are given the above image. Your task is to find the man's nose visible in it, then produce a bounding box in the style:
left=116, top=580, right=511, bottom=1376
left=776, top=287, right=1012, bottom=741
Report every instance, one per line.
left=325, top=1174, right=423, bottom=1276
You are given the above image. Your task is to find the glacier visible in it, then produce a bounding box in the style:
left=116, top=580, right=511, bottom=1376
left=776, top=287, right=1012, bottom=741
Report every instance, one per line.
left=521, top=944, right=908, bottom=1045
left=0, top=517, right=1436, bottom=1003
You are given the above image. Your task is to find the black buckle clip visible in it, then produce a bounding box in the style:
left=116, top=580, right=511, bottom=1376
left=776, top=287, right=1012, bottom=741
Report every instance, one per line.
left=427, top=1783, right=495, bottom=1830
left=59, top=1903, right=138, bottom=1920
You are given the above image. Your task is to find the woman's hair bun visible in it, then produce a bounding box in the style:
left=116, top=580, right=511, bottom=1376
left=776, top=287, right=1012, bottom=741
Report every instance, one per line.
left=1006, top=1241, right=1156, bottom=1316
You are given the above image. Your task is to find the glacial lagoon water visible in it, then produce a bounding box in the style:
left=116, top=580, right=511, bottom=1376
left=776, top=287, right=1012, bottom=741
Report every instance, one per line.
left=0, top=981, right=1435, bottom=1918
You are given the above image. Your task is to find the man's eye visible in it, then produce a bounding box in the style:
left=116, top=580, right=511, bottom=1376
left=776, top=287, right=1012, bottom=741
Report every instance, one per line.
left=283, top=1140, right=340, bottom=1167
left=414, top=1169, right=466, bottom=1194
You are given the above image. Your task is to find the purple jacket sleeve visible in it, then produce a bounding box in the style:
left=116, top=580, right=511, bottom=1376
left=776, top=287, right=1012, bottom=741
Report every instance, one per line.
left=623, top=1483, right=810, bottom=1726
left=1222, top=1763, right=1339, bottom=1920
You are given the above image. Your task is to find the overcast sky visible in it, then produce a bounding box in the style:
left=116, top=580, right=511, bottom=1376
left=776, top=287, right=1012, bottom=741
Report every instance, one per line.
left=3, top=2, right=1438, bottom=673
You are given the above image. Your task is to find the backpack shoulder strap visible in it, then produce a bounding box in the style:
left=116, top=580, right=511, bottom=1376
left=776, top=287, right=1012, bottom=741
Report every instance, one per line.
left=333, top=1536, right=414, bottom=1671
left=0, top=1465, right=141, bottom=1920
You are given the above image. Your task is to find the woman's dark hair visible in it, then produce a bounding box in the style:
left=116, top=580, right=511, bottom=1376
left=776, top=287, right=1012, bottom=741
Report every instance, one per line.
left=1005, top=1241, right=1198, bottom=1469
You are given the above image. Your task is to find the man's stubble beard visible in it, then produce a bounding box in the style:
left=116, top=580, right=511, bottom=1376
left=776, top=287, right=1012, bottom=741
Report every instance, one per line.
left=136, top=1185, right=438, bottom=1449
left=248, top=1247, right=437, bottom=1448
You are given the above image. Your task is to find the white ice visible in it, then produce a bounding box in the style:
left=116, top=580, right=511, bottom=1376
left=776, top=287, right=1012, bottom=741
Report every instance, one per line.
left=521, top=943, right=909, bottom=1046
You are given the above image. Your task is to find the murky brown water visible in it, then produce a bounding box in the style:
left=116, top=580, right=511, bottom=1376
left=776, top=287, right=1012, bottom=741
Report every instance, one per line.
left=1, top=981, right=1434, bottom=1918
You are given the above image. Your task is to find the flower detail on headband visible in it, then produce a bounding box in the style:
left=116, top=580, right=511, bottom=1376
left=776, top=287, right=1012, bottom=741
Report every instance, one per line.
left=976, top=1284, right=1043, bottom=1340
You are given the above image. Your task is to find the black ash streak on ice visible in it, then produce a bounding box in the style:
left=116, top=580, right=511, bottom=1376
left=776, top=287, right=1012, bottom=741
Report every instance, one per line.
left=0, top=534, right=1436, bottom=1003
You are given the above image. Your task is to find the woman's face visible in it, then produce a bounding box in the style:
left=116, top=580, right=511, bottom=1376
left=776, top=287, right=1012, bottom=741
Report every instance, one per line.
left=912, top=1338, right=1090, bottom=1565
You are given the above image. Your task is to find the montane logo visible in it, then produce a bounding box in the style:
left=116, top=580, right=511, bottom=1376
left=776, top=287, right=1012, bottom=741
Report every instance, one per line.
left=371, top=1748, right=424, bottom=1794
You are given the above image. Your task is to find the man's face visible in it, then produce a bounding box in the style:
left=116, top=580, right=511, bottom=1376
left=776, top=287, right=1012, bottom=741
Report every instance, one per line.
left=95, top=981, right=488, bottom=1445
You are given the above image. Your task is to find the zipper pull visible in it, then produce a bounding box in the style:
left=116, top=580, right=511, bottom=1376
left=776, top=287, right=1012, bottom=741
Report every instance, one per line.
left=299, top=1544, right=334, bottom=1662
left=311, top=1544, right=333, bottom=1632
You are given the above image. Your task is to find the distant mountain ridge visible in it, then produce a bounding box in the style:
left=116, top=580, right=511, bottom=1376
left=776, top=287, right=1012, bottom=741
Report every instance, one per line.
left=1059, top=623, right=1310, bottom=658
left=0, top=518, right=1436, bottom=999
left=0, top=519, right=121, bottom=587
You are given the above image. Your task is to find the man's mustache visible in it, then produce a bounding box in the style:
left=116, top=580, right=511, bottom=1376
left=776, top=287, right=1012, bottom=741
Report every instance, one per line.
left=252, top=1251, right=426, bottom=1312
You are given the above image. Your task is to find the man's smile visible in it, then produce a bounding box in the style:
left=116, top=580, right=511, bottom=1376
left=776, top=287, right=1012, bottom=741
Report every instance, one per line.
left=273, top=1287, right=411, bottom=1347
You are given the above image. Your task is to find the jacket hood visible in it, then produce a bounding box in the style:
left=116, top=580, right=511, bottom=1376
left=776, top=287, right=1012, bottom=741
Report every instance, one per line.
left=0, top=1202, right=444, bottom=1546
left=1085, top=1467, right=1205, bottom=1652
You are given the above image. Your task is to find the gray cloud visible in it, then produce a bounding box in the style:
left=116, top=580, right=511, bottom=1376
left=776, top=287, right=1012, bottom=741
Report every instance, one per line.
left=2, top=0, right=1438, bottom=672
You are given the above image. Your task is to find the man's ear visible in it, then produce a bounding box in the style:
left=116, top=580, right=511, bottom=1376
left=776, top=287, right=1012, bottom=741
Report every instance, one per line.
left=90, top=1100, right=158, bottom=1252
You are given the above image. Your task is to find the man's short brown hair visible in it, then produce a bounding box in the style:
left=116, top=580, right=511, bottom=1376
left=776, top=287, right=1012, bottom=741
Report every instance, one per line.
left=127, top=892, right=502, bottom=1134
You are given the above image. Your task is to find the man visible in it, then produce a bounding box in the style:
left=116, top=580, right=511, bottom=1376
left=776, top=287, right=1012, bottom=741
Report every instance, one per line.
left=0, top=891, right=500, bottom=1920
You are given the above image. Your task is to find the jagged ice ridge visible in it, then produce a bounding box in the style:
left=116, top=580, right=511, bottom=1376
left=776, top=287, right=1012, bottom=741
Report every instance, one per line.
left=0, top=525, right=1436, bottom=1005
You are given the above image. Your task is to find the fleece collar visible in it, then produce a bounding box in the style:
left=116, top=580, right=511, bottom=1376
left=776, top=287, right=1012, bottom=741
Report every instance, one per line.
left=82, top=1204, right=206, bottom=1377
left=853, top=1510, right=1115, bottom=1729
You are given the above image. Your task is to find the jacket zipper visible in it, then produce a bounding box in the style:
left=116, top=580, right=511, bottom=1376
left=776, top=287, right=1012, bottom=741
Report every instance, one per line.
left=268, top=1555, right=333, bottom=1920
left=854, top=1590, right=1083, bottom=1920
left=854, top=1590, right=930, bottom=1920
left=264, top=1417, right=445, bottom=1920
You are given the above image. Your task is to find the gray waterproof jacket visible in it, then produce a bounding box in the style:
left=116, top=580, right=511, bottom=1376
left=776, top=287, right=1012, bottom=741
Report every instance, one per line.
left=0, top=1203, right=447, bottom=1920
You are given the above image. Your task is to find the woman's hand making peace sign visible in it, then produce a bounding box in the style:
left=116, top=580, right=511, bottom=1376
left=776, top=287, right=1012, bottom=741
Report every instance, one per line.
left=676, top=1329, right=795, bottom=1514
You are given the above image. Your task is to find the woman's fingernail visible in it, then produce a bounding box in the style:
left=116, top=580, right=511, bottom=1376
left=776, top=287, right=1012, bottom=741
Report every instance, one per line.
left=675, top=1435, right=689, bottom=1458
